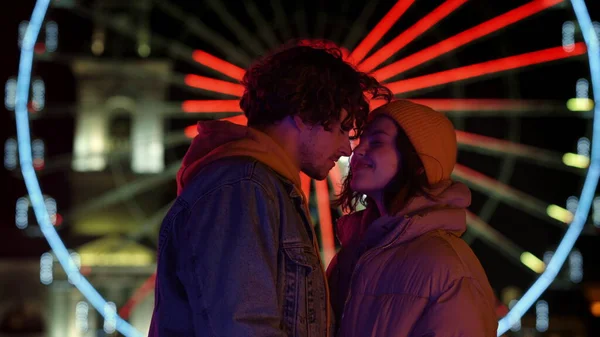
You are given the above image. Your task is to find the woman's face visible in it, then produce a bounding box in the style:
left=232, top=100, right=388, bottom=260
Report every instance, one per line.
left=350, top=116, right=401, bottom=196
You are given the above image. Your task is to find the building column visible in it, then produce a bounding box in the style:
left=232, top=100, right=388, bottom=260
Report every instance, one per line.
left=131, top=102, right=164, bottom=173
left=72, top=110, right=108, bottom=172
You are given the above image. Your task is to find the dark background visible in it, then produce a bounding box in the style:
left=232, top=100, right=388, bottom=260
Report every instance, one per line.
left=1, top=0, right=599, bottom=335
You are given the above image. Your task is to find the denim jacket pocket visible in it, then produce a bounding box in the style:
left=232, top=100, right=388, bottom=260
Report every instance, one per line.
left=282, top=243, right=321, bottom=337
left=284, top=244, right=320, bottom=271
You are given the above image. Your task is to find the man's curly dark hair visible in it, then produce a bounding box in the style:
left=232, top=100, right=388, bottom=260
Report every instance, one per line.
left=239, top=40, right=393, bottom=139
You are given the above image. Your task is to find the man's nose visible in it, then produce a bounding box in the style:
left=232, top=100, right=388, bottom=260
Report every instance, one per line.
left=340, top=139, right=352, bottom=157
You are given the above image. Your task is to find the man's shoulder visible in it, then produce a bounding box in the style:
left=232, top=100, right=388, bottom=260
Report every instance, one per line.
left=201, top=156, right=282, bottom=182
left=181, top=156, right=288, bottom=200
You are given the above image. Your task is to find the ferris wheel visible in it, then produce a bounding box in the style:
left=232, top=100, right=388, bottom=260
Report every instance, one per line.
left=9, top=0, right=600, bottom=336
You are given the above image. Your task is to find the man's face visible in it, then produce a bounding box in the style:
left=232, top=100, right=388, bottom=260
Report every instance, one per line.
left=298, top=109, right=353, bottom=180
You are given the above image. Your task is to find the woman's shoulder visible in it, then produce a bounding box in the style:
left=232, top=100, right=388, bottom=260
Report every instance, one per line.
left=360, top=232, right=470, bottom=298
left=373, top=231, right=468, bottom=280
left=407, top=230, right=470, bottom=271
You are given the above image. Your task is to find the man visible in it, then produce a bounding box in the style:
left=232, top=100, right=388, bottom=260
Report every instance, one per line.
left=149, top=42, right=391, bottom=337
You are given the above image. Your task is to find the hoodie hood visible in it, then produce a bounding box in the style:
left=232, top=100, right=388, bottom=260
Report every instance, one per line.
left=336, top=181, right=471, bottom=248
left=176, top=120, right=302, bottom=196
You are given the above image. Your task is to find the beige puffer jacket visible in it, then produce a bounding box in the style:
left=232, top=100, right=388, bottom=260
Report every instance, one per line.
left=327, top=182, right=498, bottom=337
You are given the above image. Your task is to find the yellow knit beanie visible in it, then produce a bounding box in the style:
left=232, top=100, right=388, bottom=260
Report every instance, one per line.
left=368, top=99, right=457, bottom=186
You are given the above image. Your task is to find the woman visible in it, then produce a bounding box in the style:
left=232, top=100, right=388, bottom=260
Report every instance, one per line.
left=327, top=100, right=498, bottom=337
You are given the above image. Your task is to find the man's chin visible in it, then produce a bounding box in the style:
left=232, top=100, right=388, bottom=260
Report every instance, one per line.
left=302, top=170, right=328, bottom=181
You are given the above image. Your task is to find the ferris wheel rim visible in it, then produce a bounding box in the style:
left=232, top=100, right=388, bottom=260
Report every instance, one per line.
left=12, top=1, right=599, bottom=336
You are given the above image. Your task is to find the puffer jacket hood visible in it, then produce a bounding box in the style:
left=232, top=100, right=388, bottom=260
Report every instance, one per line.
left=336, top=181, right=470, bottom=248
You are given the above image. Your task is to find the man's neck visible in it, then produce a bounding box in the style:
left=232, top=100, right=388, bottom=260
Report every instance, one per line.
left=253, top=124, right=302, bottom=174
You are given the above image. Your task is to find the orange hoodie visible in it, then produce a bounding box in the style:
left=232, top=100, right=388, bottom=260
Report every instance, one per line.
left=177, top=120, right=303, bottom=196
left=176, top=120, right=331, bottom=335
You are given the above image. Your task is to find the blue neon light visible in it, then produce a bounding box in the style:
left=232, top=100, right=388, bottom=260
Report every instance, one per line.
left=15, top=1, right=142, bottom=336
left=15, top=1, right=597, bottom=336
left=497, top=1, right=600, bottom=335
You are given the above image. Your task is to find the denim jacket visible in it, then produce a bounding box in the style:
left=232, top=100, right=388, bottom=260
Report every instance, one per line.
left=149, top=156, right=333, bottom=337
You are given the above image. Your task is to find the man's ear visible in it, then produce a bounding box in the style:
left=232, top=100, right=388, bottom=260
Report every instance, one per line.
left=291, top=114, right=308, bottom=131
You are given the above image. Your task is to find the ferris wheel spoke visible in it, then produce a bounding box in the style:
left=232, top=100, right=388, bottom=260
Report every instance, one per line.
left=180, top=100, right=242, bottom=114
left=386, top=43, right=587, bottom=95
left=315, top=180, right=336, bottom=265
left=349, top=0, right=415, bottom=63
left=243, top=0, right=281, bottom=49
left=452, top=164, right=570, bottom=229
left=183, top=74, right=244, bottom=97
left=205, top=0, right=267, bottom=56
left=314, top=4, right=328, bottom=39
left=414, top=98, right=588, bottom=117
left=466, top=211, right=542, bottom=275
left=176, top=98, right=581, bottom=118
left=79, top=2, right=252, bottom=71
left=373, top=0, right=566, bottom=81
left=160, top=74, right=235, bottom=98
left=220, top=114, right=248, bottom=125
left=358, top=0, right=467, bottom=73
left=66, top=163, right=180, bottom=223
left=341, top=0, right=380, bottom=51
left=294, top=6, right=309, bottom=38
left=35, top=53, right=200, bottom=94
left=127, top=201, right=174, bottom=244
left=191, top=50, right=245, bottom=81
left=300, top=173, right=311, bottom=201
left=152, top=0, right=253, bottom=65
left=370, top=98, right=589, bottom=117
left=270, top=0, right=293, bottom=41
left=36, top=132, right=189, bottom=177
left=456, top=130, right=584, bottom=174
left=69, top=3, right=249, bottom=77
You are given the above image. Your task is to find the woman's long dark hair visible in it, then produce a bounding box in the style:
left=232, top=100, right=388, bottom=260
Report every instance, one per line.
left=332, top=117, right=432, bottom=215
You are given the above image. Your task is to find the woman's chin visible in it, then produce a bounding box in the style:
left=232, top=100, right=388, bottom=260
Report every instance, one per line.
left=350, top=181, right=370, bottom=196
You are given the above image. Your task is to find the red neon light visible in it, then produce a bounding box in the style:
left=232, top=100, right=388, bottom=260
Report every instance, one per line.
left=33, top=158, right=45, bottom=170
left=315, top=179, right=336, bottom=266
left=341, top=47, right=350, bottom=62
left=184, top=74, right=245, bottom=97
left=54, top=213, right=63, bottom=227
left=34, top=42, right=46, bottom=54
left=374, top=0, right=565, bottom=81
left=220, top=114, right=248, bottom=126
left=387, top=43, right=586, bottom=94
left=184, top=114, right=248, bottom=138
left=405, top=98, right=555, bottom=112
left=359, top=0, right=467, bottom=72
left=27, top=101, right=38, bottom=113
left=369, top=99, right=388, bottom=111
left=182, top=100, right=242, bottom=113
left=184, top=125, right=198, bottom=139
left=349, top=0, right=416, bottom=64
left=119, top=273, right=157, bottom=319
left=301, top=173, right=311, bottom=203
left=192, top=50, right=246, bottom=81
